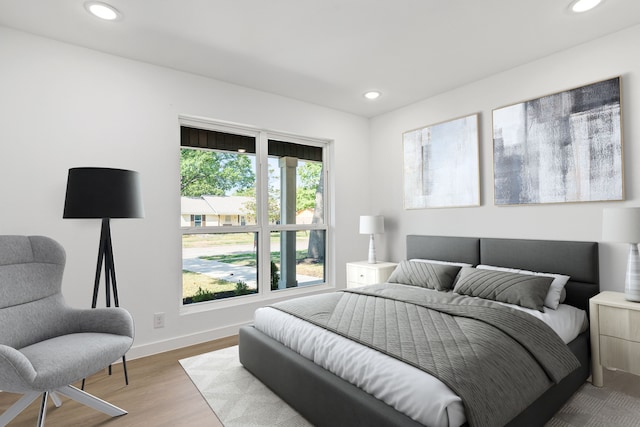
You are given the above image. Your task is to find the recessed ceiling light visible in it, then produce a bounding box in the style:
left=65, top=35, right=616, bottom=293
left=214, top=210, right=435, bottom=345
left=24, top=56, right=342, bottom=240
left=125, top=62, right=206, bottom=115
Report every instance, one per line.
left=364, top=91, right=381, bottom=100
left=570, top=0, right=603, bottom=13
left=84, top=1, right=122, bottom=21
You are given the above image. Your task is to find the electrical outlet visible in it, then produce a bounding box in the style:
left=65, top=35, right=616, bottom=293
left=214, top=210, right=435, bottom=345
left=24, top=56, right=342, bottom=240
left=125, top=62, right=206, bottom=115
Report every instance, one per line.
left=153, top=312, right=165, bottom=329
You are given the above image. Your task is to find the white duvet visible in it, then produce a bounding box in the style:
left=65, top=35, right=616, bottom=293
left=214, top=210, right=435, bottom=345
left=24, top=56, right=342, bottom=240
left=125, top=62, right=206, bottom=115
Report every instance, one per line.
left=253, top=292, right=587, bottom=427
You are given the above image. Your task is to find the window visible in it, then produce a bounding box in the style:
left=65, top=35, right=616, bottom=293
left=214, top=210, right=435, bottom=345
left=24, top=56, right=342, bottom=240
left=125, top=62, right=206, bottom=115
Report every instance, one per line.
left=180, top=118, right=330, bottom=305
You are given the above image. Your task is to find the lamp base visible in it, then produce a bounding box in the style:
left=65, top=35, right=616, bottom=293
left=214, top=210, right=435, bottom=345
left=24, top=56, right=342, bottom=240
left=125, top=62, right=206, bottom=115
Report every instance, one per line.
left=624, top=243, right=640, bottom=302
left=368, top=234, right=377, bottom=264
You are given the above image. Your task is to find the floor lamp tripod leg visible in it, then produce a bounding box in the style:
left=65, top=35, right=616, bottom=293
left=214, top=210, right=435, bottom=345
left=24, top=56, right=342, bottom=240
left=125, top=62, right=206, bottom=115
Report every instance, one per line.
left=92, top=221, right=108, bottom=309
left=103, top=219, right=129, bottom=385
left=85, top=218, right=129, bottom=387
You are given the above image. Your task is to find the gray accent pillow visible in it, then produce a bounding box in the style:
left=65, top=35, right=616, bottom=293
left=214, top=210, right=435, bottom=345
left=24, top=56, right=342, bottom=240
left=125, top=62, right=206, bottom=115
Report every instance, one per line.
left=387, top=260, right=462, bottom=291
left=453, top=267, right=553, bottom=311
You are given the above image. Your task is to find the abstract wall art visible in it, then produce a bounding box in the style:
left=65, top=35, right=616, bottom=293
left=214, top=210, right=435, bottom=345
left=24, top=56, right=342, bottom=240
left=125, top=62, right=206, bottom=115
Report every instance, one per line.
left=403, top=114, right=480, bottom=209
left=493, top=77, right=623, bottom=205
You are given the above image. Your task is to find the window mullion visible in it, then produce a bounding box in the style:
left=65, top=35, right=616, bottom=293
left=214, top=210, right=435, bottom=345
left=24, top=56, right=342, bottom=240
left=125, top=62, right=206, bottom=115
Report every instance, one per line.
left=257, top=131, right=270, bottom=295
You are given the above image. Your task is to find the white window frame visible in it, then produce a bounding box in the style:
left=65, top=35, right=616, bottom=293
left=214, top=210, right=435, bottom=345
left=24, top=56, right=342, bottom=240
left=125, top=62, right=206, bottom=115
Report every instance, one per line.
left=179, top=115, right=334, bottom=313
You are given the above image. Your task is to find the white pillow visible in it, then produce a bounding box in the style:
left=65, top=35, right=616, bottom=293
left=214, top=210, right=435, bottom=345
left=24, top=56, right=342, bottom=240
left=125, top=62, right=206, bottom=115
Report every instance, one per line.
left=410, top=258, right=474, bottom=268
left=476, top=264, right=570, bottom=310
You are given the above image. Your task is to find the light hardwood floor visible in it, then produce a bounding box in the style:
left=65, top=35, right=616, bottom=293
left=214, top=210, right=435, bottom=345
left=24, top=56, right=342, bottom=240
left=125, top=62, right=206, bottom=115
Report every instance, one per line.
left=0, top=335, right=237, bottom=427
left=2, top=334, right=639, bottom=427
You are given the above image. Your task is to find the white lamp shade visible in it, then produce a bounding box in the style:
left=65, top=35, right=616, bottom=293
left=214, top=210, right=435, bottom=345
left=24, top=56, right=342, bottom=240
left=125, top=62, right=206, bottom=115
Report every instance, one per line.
left=602, top=208, right=640, bottom=243
left=359, top=215, right=384, bottom=235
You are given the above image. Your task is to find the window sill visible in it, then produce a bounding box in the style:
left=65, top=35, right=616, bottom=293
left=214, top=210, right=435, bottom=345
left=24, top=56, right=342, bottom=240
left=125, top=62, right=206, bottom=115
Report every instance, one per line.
left=179, top=282, right=335, bottom=316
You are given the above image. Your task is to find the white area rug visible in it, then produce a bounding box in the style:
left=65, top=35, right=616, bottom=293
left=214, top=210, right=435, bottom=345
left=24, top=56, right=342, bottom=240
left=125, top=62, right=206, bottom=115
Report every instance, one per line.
left=181, top=346, right=640, bottom=427
left=179, top=346, right=311, bottom=427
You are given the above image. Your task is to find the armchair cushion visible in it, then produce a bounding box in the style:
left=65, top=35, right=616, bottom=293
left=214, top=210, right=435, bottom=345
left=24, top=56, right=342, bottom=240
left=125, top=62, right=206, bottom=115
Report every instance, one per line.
left=18, top=333, right=133, bottom=392
left=0, top=236, right=65, bottom=308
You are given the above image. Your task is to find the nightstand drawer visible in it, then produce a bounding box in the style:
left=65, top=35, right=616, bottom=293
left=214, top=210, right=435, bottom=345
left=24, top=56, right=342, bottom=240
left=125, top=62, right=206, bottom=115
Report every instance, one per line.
left=347, top=266, right=376, bottom=284
left=599, top=305, right=640, bottom=341
left=346, top=261, right=398, bottom=288
left=600, top=335, right=640, bottom=375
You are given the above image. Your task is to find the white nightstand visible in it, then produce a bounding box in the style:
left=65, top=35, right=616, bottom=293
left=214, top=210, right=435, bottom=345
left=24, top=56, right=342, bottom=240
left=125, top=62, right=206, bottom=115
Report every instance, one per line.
left=346, top=261, right=398, bottom=288
left=589, top=291, right=640, bottom=387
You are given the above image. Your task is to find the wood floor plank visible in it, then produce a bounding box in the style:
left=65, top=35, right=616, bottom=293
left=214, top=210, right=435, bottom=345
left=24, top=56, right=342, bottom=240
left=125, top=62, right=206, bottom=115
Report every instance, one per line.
left=0, top=336, right=237, bottom=426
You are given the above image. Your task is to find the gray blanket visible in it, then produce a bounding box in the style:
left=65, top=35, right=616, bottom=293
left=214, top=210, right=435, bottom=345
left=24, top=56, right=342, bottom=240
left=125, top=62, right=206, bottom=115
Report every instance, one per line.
left=270, top=283, right=580, bottom=427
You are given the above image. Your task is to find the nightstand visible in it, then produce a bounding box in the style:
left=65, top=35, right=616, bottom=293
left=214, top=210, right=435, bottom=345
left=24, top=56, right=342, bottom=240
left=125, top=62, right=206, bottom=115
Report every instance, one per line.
left=589, top=291, right=640, bottom=387
left=346, top=261, right=398, bottom=288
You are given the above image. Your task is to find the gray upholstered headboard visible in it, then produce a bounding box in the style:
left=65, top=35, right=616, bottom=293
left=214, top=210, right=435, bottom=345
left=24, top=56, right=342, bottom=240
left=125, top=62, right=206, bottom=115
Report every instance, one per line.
left=406, top=235, right=599, bottom=311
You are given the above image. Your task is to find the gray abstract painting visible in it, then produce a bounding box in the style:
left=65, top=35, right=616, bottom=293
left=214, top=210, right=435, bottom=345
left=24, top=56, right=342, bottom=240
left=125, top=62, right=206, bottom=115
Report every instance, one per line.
left=404, top=114, right=480, bottom=209
left=493, top=77, right=623, bottom=205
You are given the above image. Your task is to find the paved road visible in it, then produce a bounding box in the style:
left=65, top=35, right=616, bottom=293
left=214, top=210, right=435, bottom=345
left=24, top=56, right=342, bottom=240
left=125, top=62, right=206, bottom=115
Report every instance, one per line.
left=182, top=244, right=319, bottom=287
left=183, top=257, right=259, bottom=286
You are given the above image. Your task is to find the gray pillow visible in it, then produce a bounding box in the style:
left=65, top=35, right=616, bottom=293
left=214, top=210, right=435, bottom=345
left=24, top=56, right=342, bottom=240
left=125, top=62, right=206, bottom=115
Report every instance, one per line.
left=453, top=267, right=553, bottom=311
left=387, top=260, right=462, bottom=291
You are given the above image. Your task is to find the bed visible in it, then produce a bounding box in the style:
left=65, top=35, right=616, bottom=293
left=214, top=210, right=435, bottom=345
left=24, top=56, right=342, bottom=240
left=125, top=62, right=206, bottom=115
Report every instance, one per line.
left=238, top=235, right=599, bottom=426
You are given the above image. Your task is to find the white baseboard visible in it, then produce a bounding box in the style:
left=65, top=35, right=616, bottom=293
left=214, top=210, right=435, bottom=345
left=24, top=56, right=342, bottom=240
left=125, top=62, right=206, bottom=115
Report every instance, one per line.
left=125, top=320, right=251, bottom=360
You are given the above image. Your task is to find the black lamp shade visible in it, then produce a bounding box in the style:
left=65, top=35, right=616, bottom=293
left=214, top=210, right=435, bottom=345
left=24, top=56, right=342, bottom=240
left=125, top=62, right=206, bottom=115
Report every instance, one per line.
left=63, top=167, right=144, bottom=219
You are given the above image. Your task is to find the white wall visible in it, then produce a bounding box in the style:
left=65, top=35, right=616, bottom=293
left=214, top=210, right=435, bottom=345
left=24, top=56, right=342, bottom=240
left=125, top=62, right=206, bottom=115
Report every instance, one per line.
left=0, top=26, right=370, bottom=358
left=369, top=24, right=640, bottom=292
left=4, top=22, right=638, bottom=359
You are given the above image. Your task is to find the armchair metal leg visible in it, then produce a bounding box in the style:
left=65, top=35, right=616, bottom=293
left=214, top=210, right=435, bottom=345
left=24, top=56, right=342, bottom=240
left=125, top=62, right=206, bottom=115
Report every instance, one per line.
left=56, top=385, right=127, bottom=417
left=0, top=387, right=126, bottom=427
left=37, top=392, right=48, bottom=427
left=49, top=392, right=62, bottom=408
left=122, top=355, right=129, bottom=385
left=0, top=392, right=41, bottom=426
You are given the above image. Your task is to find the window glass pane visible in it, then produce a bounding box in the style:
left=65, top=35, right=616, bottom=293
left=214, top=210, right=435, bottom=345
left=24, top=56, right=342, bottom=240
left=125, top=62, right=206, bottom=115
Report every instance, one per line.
left=180, top=142, right=259, bottom=304
left=182, top=232, right=258, bottom=304
left=270, top=230, right=325, bottom=289
left=180, top=147, right=257, bottom=228
left=267, top=155, right=324, bottom=225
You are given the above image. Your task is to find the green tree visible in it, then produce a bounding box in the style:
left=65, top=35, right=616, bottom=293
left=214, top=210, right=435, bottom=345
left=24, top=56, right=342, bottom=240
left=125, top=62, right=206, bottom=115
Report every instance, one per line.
left=296, top=162, right=322, bottom=211
left=237, top=186, right=280, bottom=224
left=307, top=164, right=324, bottom=260
left=180, top=149, right=254, bottom=197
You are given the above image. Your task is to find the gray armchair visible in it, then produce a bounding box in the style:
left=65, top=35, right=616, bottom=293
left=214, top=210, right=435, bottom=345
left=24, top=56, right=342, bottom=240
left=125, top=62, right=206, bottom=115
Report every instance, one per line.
left=0, top=235, right=134, bottom=426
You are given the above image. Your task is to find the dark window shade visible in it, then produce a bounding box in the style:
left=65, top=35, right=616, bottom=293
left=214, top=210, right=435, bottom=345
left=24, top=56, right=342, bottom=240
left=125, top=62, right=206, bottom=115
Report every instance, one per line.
left=268, top=140, right=322, bottom=162
left=180, top=126, right=323, bottom=162
left=180, top=126, right=256, bottom=154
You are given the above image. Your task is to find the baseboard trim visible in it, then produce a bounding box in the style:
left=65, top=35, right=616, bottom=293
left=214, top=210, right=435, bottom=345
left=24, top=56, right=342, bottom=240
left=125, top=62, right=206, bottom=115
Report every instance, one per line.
left=126, top=320, right=251, bottom=360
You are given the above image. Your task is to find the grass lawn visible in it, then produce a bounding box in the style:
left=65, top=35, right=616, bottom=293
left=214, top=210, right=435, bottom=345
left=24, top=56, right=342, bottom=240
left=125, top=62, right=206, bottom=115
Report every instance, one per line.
left=182, top=270, right=236, bottom=298
left=182, top=232, right=256, bottom=249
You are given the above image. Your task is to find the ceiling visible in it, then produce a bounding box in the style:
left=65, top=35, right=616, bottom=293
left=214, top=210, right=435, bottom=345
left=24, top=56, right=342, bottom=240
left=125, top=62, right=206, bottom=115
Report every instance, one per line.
left=1, top=0, right=639, bottom=117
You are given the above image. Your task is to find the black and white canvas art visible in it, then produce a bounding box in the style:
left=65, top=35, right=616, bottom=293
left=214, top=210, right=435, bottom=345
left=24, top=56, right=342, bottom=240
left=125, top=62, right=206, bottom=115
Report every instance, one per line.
left=493, top=77, right=623, bottom=205
left=403, top=114, right=480, bottom=209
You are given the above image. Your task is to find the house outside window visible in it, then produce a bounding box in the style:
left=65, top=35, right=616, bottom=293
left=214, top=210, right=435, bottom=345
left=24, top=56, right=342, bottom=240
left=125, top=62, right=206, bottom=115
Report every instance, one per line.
left=179, top=117, right=330, bottom=305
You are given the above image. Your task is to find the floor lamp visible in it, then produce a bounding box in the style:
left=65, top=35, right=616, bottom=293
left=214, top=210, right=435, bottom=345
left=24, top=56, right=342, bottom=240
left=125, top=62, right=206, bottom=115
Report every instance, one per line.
left=63, top=167, right=144, bottom=385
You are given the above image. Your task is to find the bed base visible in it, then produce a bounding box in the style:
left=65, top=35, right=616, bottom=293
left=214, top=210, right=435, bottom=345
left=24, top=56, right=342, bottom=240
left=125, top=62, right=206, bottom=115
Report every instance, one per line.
left=240, top=325, right=590, bottom=427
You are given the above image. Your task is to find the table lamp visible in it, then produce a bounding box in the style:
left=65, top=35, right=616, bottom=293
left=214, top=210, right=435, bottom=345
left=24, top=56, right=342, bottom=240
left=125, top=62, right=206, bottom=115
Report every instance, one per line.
left=602, top=207, right=640, bottom=302
left=359, top=215, right=384, bottom=264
